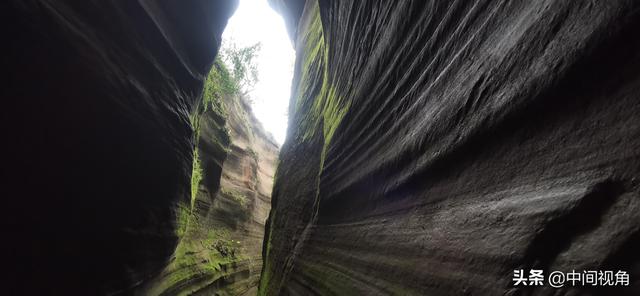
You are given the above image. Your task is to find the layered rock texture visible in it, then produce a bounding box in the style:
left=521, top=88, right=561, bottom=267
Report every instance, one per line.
left=139, top=63, right=279, bottom=295
left=2, top=0, right=237, bottom=294
left=261, top=0, right=640, bottom=295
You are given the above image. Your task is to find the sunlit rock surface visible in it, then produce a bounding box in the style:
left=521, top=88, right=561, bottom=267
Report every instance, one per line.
left=261, top=0, right=640, bottom=295
left=139, top=92, right=278, bottom=295
left=2, top=1, right=236, bottom=294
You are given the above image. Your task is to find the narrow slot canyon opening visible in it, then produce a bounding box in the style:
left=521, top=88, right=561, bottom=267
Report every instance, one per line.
left=138, top=1, right=293, bottom=295
left=223, top=0, right=295, bottom=146
left=5, top=0, right=640, bottom=295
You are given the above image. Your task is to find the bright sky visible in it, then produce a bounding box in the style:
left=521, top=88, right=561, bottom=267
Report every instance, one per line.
left=222, top=0, right=295, bottom=145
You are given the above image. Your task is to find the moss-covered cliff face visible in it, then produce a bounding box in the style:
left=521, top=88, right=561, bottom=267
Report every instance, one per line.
left=2, top=1, right=237, bottom=294
left=139, top=60, right=279, bottom=296
left=262, top=0, right=640, bottom=295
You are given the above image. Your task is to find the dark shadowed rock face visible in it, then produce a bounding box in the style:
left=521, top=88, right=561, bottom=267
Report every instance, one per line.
left=2, top=1, right=236, bottom=294
left=261, top=0, right=640, bottom=295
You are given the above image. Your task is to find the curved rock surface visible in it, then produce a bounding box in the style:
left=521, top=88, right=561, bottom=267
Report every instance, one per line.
left=2, top=1, right=236, bottom=294
left=261, top=0, right=640, bottom=295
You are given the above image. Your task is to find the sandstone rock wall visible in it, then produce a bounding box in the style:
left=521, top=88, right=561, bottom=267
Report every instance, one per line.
left=140, top=88, right=279, bottom=295
left=261, top=0, right=640, bottom=295
left=2, top=1, right=236, bottom=294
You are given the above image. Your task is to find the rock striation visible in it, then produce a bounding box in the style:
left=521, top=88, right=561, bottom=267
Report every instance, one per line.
left=139, top=76, right=279, bottom=295
left=261, top=0, right=640, bottom=295
left=2, top=0, right=237, bottom=294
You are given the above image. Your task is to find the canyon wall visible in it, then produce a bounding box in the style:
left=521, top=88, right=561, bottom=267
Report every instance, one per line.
left=2, top=1, right=237, bottom=294
left=139, top=64, right=279, bottom=295
left=261, top=0, right=640, bottom=295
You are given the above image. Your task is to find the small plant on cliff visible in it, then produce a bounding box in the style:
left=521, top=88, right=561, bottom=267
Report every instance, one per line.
left=175, top=203, right=192, bottom=238
left=190, top=149, right=203, bottom=207
left=221, top=188, right=247, bottom=207
left=189, top=57, right=235, bottom=206
left=206, top=229, right=244, bottom=260
left=202, top=57, right=236, bottom=114
left=195, top=41, right=261, bottom=120
left=220, top=39, right=261, bottom=97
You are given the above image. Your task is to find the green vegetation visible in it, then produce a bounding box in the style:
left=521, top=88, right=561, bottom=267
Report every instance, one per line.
left=204, top=58, right=236, bottom=112
left=190, top=41, right=262, bottom=207
left=258, top=216, right=275, bottom=294
left=175, top=203, right=192, bottom=238
left=220, top=40, right=262, bottom=96
left=151, top=225, right=247, bottom=295
left=190, top=149, right=203, bottom=208
left=154, top=41, right=264, bottom=295
left=259, top=3, right=352, bottom=295
left=222, top=188, right=248, bottom=207
left=208, top=228, right=245, bottom=260
left=191, top=57, right=234, bottom=130
left=293, top=4, right=350, bottom=149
